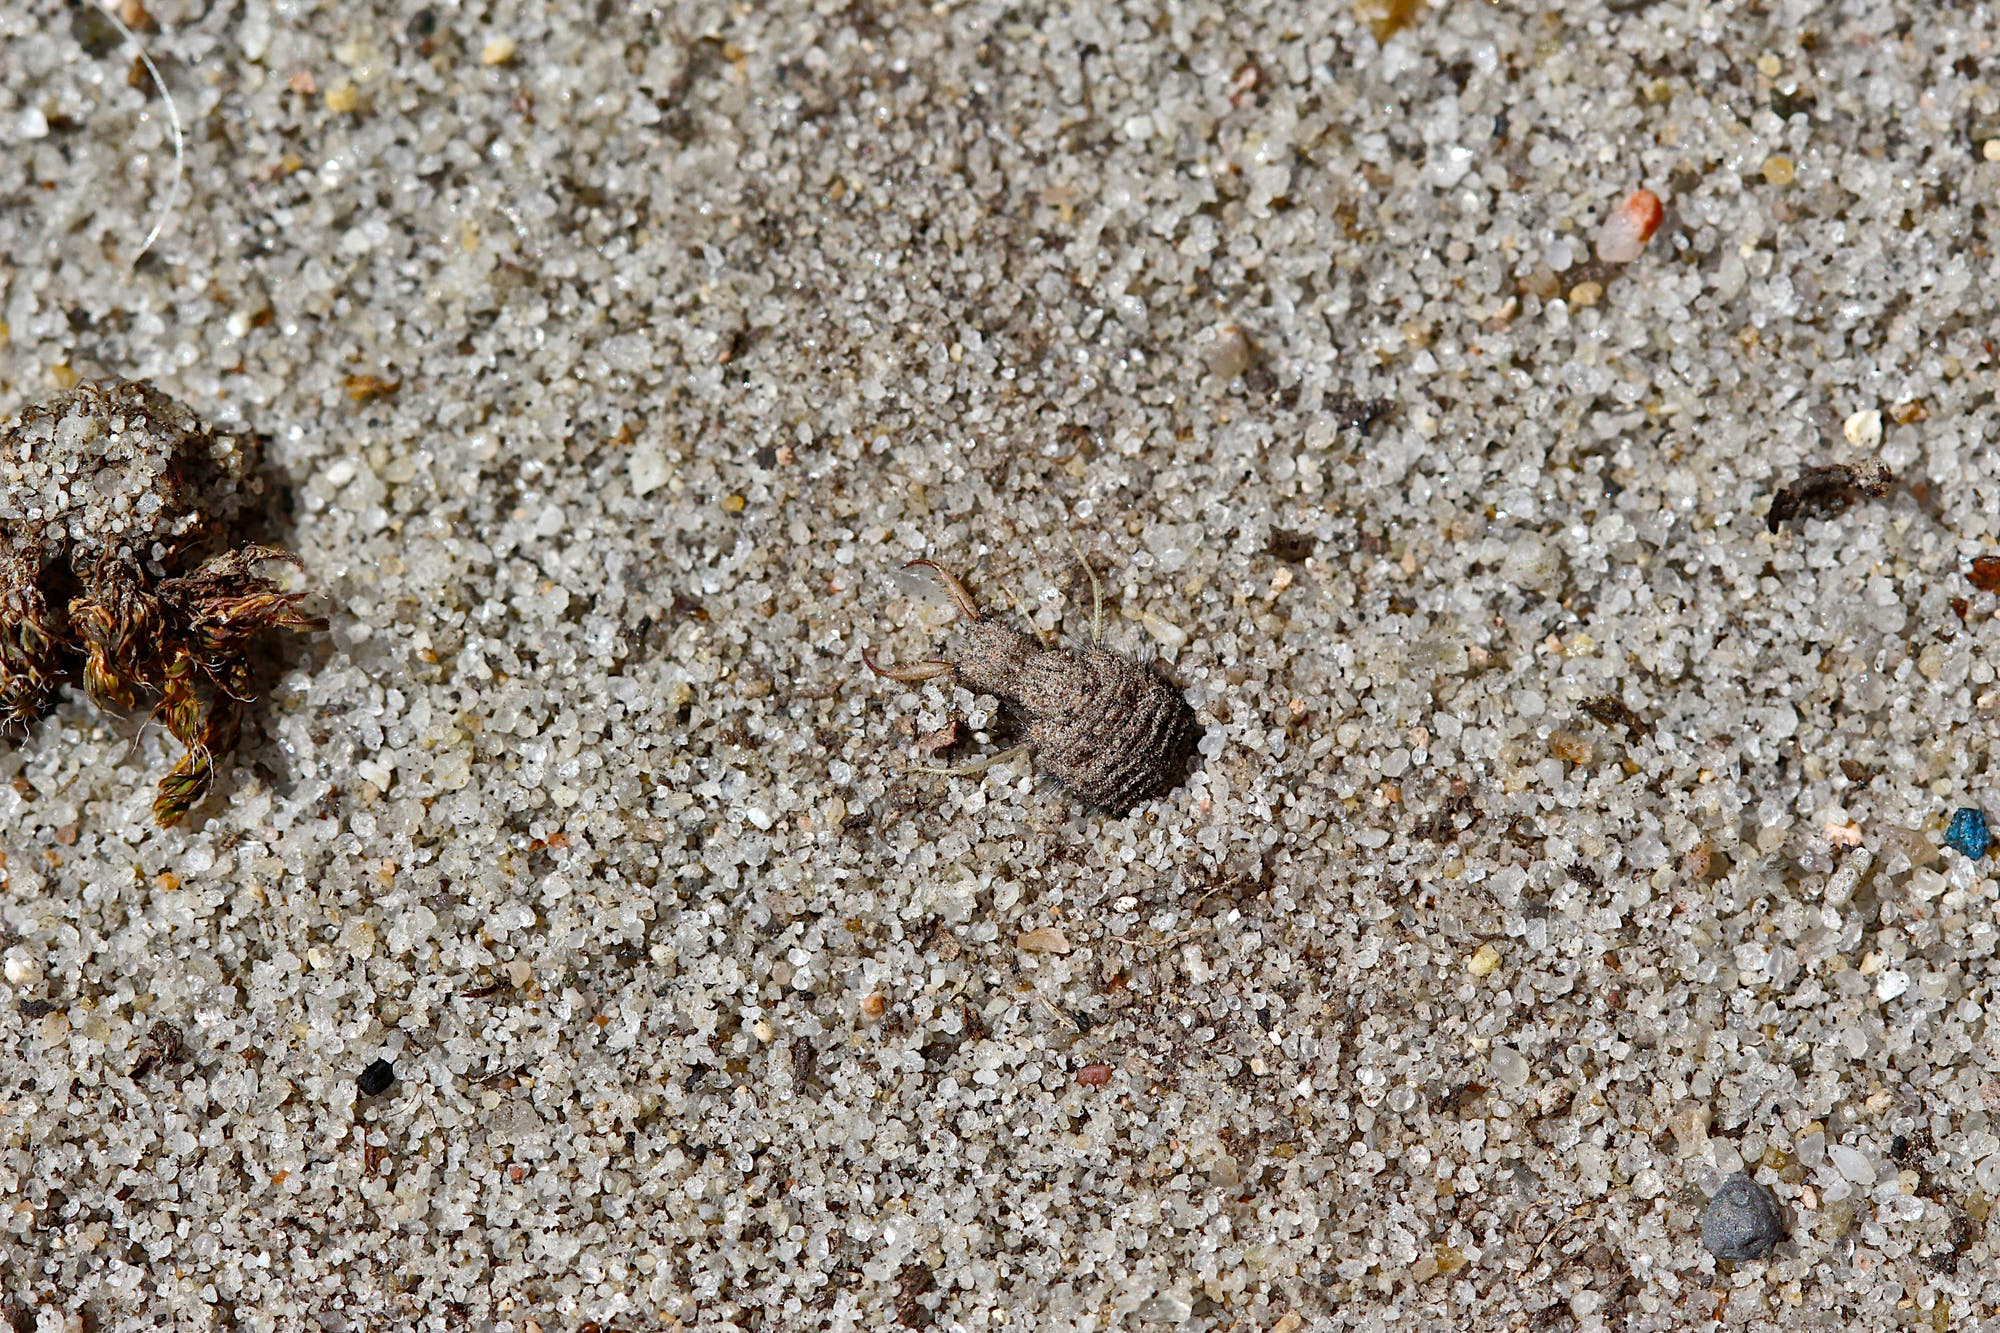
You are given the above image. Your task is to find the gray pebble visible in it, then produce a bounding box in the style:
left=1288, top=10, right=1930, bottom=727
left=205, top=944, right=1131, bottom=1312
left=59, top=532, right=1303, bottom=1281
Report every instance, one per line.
left=1700, top=1172, right=1786, bottom=1261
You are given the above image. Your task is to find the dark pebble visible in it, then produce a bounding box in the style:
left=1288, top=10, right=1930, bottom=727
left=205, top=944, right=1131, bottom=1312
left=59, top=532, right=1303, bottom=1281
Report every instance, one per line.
left=1700, top=1171, right=1786, bottom=1261
left=357, top=1058, right=396, bottom=1097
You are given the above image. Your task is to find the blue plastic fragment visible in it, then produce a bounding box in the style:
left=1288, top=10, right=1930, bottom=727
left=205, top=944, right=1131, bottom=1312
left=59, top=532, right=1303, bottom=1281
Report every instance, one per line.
left=1945, top=807, right=1991, bottom=860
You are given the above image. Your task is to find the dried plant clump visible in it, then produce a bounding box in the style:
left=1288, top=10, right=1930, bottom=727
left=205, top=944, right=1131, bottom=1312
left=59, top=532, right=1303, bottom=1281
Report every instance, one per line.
left=0, top=381, right=324, bottom=825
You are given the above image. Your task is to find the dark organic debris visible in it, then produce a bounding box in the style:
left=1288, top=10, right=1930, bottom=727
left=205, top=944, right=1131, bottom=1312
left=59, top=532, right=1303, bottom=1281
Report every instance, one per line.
left=130, top=1020, right=186, bottom=1079
left=357, top=1058, right=397, bottom=1097
left=915, top=716, right=963, bottom=759
left=895, top=1262, right=937, bottom=1329
left=1580, top=695, right=1649, bottom=739
left=1265, top=528, right=1317, bottom=563
left=1327, top=392, right=1393, bottom=435
left=1766, top=460, right=1892, bottom=532
left=1414, top=791, right=1480, bottom=842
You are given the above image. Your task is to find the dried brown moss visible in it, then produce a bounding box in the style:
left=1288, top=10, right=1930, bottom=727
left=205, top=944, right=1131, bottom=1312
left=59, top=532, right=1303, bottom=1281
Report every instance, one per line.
left=0, top=380, right=324, bottom=825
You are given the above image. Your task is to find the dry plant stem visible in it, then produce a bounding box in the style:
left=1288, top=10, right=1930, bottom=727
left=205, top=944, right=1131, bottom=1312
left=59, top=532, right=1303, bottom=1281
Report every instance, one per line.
left=0, top=559, right=60, bottom=725
left=67, top=550, right=323, bottom=823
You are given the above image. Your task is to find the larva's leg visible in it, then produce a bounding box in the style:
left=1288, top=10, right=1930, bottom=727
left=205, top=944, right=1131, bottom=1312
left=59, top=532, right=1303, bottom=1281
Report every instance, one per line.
left=912, top=743, right=1032, bottom=778
left=1062, top=530, right=1104, bottom=641
left=903, top=559, right=982, bottom=621
left=862, top=649, right=952, bottom=683
left=1003, top=586, right=1056, bottom=649
left=866, top=560, right=986, bottom=680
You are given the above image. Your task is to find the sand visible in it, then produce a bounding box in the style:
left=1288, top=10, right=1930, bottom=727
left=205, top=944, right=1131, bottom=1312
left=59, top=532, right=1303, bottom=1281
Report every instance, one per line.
left=3, top=1, right=1998, bottom=1328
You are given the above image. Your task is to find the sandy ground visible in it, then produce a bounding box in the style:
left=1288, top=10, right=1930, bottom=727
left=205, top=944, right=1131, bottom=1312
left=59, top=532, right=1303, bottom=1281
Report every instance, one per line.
left=4, top=1, right=2000, bottom=1329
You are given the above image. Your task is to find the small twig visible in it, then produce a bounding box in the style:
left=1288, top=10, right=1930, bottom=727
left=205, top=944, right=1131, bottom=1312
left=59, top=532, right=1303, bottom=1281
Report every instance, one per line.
left=1513, top=1200, right=1593, bottom=1271
left=1105, top=880, right=1232, bottom=949
left=1106, top=922, right=1211, bottom=950
left=1035, top=994, right=1079, bottom=1033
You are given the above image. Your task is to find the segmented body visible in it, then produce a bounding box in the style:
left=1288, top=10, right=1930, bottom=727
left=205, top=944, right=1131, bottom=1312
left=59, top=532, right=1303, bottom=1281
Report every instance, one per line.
left=1019, top=641, right=1203, bottom=811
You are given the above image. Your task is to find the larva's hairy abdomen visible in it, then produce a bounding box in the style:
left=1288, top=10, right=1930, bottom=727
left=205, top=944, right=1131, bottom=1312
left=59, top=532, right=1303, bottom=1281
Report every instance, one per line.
left=1028, top=646, right=1200, bottom=812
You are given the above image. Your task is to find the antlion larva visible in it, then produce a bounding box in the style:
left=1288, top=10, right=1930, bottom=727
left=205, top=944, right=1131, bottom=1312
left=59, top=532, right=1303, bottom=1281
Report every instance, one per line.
left=863, top=557, right=1201, bottom=813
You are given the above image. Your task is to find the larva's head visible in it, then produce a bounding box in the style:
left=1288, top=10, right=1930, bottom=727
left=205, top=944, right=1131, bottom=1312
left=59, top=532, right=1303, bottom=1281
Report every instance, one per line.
left=862, top=559, right=1041, bottom=702
left=948, top=616, right=1038, bottom=701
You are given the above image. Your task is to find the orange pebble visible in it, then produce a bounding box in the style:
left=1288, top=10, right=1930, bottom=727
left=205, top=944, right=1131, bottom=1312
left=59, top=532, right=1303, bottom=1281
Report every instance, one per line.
left=1594, top=189, right=1664, bottom=263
